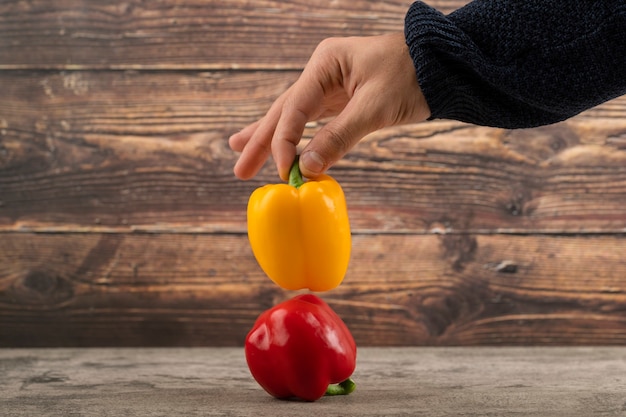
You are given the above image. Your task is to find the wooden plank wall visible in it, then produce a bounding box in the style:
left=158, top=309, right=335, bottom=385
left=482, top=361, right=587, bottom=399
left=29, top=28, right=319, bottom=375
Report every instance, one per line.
left=1, top=0, right=625, bottom=347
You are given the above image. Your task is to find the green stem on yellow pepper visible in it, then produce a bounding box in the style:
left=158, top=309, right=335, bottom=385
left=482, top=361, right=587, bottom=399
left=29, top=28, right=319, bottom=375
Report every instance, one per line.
left=288, top=155, right=305, bottom=189
left=324, top=378, right=356, bottom=396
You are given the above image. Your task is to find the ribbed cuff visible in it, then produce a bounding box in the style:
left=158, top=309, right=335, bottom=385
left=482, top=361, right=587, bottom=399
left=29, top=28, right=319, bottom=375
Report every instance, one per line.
left=404, top=1, right=480, bottom=125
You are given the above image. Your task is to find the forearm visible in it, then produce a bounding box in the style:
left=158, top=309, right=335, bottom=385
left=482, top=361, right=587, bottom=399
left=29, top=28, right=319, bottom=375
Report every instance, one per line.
left=404, top=0, right=626, bottom=128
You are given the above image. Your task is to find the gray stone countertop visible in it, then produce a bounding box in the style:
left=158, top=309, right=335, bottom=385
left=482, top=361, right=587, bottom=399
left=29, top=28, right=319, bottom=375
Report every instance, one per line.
left=2, top=347, right=626, bottom=416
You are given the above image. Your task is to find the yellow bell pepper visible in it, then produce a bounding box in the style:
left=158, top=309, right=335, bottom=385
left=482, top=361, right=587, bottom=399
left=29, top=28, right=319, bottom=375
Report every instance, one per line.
left=247, top=157, right=351, bottom=292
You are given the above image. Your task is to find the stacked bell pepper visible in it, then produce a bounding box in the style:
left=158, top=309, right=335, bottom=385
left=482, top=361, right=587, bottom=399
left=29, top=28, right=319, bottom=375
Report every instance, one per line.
left=247, top=156, right=352, bottom=292
left=244, top=156, right=357, bottom=401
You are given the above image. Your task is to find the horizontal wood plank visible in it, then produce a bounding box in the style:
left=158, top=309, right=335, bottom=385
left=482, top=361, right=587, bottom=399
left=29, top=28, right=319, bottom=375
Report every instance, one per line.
left=0, top=0, right=469, bottom=70
left=4, top=0, right=626, bottom=351
left=1, top=233, right=625, bottom=347
left=1, top=71, right=625, bottom=233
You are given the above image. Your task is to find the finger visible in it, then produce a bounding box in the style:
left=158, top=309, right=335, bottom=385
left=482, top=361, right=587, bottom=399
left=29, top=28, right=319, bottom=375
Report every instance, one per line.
left=271, top=94, right=319, bottom=181
left=233, top=97, right=286, bottom=180
left=229, top=120, right=261, bottom=152
left=271, top=41, right=347, bottom=179
left=299, top=86, right=383, bottom=179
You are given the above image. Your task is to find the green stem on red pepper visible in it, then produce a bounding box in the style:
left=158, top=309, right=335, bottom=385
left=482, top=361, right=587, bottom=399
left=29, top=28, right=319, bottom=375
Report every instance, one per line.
left=324, top=378, right=356, bottom=396
left=288, top=155, right=305, bottom=189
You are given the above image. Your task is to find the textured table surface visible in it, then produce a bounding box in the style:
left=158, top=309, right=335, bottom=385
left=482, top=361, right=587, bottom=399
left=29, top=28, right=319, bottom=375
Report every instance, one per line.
left=1, top=347, right=626, bottom=416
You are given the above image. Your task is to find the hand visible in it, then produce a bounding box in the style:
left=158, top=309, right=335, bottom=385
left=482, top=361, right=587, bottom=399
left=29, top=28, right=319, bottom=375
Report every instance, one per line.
left=229, top=32, right=431, bottom=180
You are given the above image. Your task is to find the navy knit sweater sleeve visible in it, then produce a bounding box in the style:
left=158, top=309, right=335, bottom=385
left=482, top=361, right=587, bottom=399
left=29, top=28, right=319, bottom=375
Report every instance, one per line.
left=404, top=1, right=626, bottom=128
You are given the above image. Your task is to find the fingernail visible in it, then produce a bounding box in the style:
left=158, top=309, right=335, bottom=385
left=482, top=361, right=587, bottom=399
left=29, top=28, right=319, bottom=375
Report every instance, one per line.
left=301, top=151, right=325, bottom=176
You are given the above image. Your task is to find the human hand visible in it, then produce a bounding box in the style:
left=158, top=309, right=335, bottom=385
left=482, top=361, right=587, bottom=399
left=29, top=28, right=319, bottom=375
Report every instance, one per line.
left=229, top=32, right=431, bottom=180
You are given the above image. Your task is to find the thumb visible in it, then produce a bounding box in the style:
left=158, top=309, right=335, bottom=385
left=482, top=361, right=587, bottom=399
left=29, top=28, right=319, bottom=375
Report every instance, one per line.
left=299, top=89, right=382, bottom=178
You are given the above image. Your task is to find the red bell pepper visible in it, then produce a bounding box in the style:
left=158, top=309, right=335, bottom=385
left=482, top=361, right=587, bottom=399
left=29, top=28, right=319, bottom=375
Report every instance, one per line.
left=245, top=294, right=357, bottom=401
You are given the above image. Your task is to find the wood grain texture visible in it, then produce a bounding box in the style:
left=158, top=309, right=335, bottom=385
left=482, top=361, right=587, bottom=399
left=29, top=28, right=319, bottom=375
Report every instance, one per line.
left=2, top=0, right=626, bottom=347
left=1, top=233, right=625, bottom=347
left=0, top=0, right=468, bottom=70
left=2, top=71, right=625, bottom=233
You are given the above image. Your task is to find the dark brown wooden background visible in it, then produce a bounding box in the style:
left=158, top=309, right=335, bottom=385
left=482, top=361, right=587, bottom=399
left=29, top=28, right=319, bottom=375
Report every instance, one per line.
left=1, top=0, right=625, bottom=347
